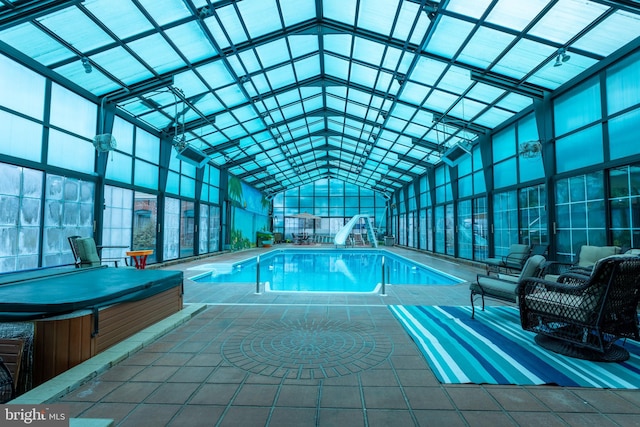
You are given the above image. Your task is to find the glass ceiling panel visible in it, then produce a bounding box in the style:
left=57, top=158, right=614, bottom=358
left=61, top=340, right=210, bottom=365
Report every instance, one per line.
left=392, top=1, right=420, bottom=41
left=195, top=61, right=235, bottom=88
left=486, top=0, right=549, bottom=32
left=457, top=26, right=515, bottom=69
left=237, top=0, right=283, bottom=39
left=0, top=24, right=70, bottom=66
left=280, top=0, right=316, bottom=26
left=173, top=71, right=208, bottom=98
left=528, top=0, right=608, bottom=45
left=425, top=16, right=475, bottom=59
left=127, top=35, right=186, bottom=74
left=323, top=55, right=350, bottom=80
left=446, top=0, right=493, bottom=19
left=357, top=0, right=399, bottom=35
left=266, top=64, right=296, bottom=90
left=352, top=37, right=385, bottom=67
left=166, top=22, right=218, bottom=63
left=39, top=7, right=114, bottom=52
left=214, top=4, right=248, bottom=46
left=399, top=82, right=431, bottom=106
left=323, top=0, right=357, bottom=24
left=215, top=85, right=248, bottom=108
left=255, top=39, right=291, bottom=68
left=527, top=54, right=598, bottom=89
left=91, top=47, right=153, bottom=85
left=474, top=107, right=514, bottom=128
left=137, top=0, right=191, bottom=26
left=84, top=0, right=153, bottom=40
left=294, top=56, right=321, bottom=80
left=323, top=34, right=352, bottom=57
left=437, top=66, right=473, bottom=94
left=495, top=93, right=533, bottom=112
left=491, top=39, right=558, bottom=81
left=466, top=83, right=505, bottom=105
left=53, top=63, right=120, bottom=95
left=572, top=11, right=640, bottom=57
left=289, top=35, right=319, bottom=57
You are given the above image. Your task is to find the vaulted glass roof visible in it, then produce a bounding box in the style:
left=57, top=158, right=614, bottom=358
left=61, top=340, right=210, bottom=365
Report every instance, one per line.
left=1, top=0, right=639, bottom=196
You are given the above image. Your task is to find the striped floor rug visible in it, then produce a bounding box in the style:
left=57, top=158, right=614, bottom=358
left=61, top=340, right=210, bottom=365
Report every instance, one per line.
left=389, top=305, right=640, bottom=388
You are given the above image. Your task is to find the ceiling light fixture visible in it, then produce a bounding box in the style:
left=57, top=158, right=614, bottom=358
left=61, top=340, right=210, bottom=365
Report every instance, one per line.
left=81, top=57, right=92, bottom=74
left=554, top=48, right=571, bottom=67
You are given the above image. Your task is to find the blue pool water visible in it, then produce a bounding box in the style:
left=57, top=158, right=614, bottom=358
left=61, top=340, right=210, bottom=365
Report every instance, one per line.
left=192, top=249, right=462, bottom=293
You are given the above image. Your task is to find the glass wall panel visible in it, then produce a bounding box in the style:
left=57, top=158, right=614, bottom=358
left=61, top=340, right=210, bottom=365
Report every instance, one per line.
left=419, top=209, right=426, bottom=250
left=134, top=160, right=159, bottom=189
left=493, top=158, right=517, bottom=189
left=555, top=171, right=606, bottom=262
left=518, top=114, right=544, bottom=182
left=133, top=192, right=157, bottom=264
left=609, top=165, right=640, bottom=250
left=473, top=197, right=488, bottom=260
left=0, top=110, right=43, bottom=162
left=554, top=78, right=601, bottom=137
left=555, top=124, right=603, bottom=173
left=209, top=205, right=221, bottom=252
left=47, top=129, right=96, bottom=174
left=199, top=203, right=209, bottom=254
left=163, top=197, right=180, bottom=260
left=43, top=174, right=94, bottom=267
left=180, top=200, right=195, bottom=257
left=102, top=185, right=132, bottom=262
left=493, top=190, right=518, bottom=257
left=50, top=83, right=97, bottom=138
left=492, top=126, right=515, bottom=163
left=609, top=108, right=640, bottom=160
left=0, top=54, right=46, bottom=119
left=135, top=128, right=160, bottom=164
left=105, top=151, right=133, bottom=183
left=435, top=205, right=444, bottom=253
left=519, top=184, right=547, bottom=246
left=457, top=199, right=472, bottom=259
left=606, top=50, right=640, bottom=115
left=0, top=163, right=42, bottom=272
left=426, top=207, right=433, bottom=252
left=445, top=203, right=454, bottom=256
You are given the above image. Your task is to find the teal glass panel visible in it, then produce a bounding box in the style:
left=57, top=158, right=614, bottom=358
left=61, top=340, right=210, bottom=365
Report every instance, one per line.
left=0, top=54, right=45, bottom=119
left=111, top=117, right=133, bottom=155
left=0, top=111, right=42, bottom=162
left=135, top=128, right=160, bottom=164
left=609, top=108, right=640, bottom=160
left=458, top=175, right=473, bottom=198
left=555, top=124, right=603, bottom=173
left=105, top=152, right=132, bottom=184
left=473, top=172, right=486, bottom=195
left=134, top=160, right=159, bottom=189
left=47, top=130, right=95, bottom=174
left=50, top=84, right=97, bottom=138
left=181, top=176, right=195, bottom=199
left=554, top=77, right=601, bottom=136
left=492, top=125, right=515, bottom=162
left=166, top=171, right=179, bottom=195
left=606, top=51, right=640, bottom=115
left=494, top=158, right=517, bottom=189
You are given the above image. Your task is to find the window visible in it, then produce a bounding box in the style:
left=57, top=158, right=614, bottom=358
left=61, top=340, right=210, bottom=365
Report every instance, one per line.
left=609, top=165, right=640, bottom=250
left=492, top=190, right=518, bottom=257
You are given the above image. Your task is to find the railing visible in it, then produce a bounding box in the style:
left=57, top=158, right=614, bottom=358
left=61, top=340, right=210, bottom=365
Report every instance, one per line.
left=380, top=255, right=386, bottom=296
left=255, top=255, right=261, bottom=294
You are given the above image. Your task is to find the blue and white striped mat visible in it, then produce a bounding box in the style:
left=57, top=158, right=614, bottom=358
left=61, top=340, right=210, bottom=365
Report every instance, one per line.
left=389, top=305, right=640, bottom=388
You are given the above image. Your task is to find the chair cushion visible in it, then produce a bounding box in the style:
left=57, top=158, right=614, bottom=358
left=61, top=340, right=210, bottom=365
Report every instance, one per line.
left=577, top=245, right=621, bottom=268
left=524, top=291, right=594, bottom=323
left=76, top=238, right=101, bottom=267
left=518, top=255, right=546, bottom=280
left=472, top=276, right=519, bottom=302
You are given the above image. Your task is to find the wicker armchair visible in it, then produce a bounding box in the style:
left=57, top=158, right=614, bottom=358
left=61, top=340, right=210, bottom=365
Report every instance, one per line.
left=519, top=255, right=640, bottom=361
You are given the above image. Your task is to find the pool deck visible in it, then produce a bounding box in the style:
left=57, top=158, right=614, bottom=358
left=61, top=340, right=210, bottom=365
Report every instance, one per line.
left=14, top=245, right=640, bottom=426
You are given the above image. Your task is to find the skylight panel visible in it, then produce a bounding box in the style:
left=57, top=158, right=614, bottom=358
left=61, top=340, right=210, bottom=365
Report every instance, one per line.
left=238, top=50, right=263, bottom=74
left=244, top=118, right=266, bottom=133
left=232, top=105, right=259, bottom=122
left=0, top=23, right=74, bottom=66
left=486, top=0, right=549, bottom=32
left=572, top=10, right=640, bottom=57
left=323, top=55, right=350, bottom=80
left=466, top=83, right=505, bottom=104
left=448, top=98, right=487, bottom=119
left=215, top=85, right=248, bottom=108
left=405, top=122, right=429, bottom=139
left=256, top=39, right=291, bottom=69
left=303, top=97, right=324, bottom=111
left=84, top=0, right=153, bottom=39
left=399, top=81, right=430, bottom=106
left=349, top=63, right=378, bottom=88
left=249, top=74, right=271, bottom=95
left=166, top=22, right=218, bottom=63
left=392, top=1, right=421, bottom=41
left=491, top=39, right=557, bottom=80
left=196, top=60, right=236, bottom=88
left=425, top=89, right=460, bottom=113
left=91, top=47, right=153, bottom=85
left=237, top=0, right=283, bottom=39
left=437, top=66, right=473, bottom=94
left=289, top=35, right=320, bottom=58
left=275, top=89, right=302, bottom=106
left=357, top=0, right=399, bottom=35
left=38, top=7, right=114, bottom=52
left=323, top=0, right=357, bottom=24
left=527, top=54, right=598, bottom=90
left=280, top=103, right=305, bottom=120
left=495, top=93, right=532, bottom=112
left=474, top=107, right=514, bottom=128
left=345, top=102, right=368, bottom=117
left=266, top=64, right=296, bottom=90
left=173, top=70, right=208, bottom=97
left=353, top=37, right=385, bottom=67
left=374, top=71, right=395, bottom=93
left=412, top=56, right=448, bottom=85
left=137, top=0, right=191, bottom=26
left=446, top=0, right=493, bottom=19
left=528, top=0, right=608, bottom=45
left=294, top=56, right=321, bottom=81
left=212, top=4, right=247, bottom=45
left=127, top=35, right=185, bottom=74
left=457, top=26, right=515, bottom=68
left=53, top=63, right=120, bottom=96
left=425, top=16, right=474, bottom=59
left=323, top=34, right=353, bottom=57
left=280, top=0, right=316, bottom=25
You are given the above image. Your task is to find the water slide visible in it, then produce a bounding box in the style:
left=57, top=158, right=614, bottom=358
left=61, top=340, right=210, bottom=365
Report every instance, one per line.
left=333, top=214, right=378, bottom=248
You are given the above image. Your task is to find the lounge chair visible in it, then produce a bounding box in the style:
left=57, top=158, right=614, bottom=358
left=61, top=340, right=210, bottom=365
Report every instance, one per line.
left=469, top=255, right=546, bottom=319
left=484, top=243, right=531, bottom=275
left=519, top=254, right=640, bottom=361
left=69, top=236, right=126, bottom=268
left=542, top=245, right=621, bottom=280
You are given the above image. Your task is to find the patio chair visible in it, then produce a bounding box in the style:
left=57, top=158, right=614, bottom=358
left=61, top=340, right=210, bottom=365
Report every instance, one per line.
left=470, top=254, right=546, bottom=319
left=519, top=254, right=640, bottom=362
left=69, top=236, right=125, bottom=268
left=484, top=243, right=531, bottom=275
left=541, top=245, right=621, bottom=280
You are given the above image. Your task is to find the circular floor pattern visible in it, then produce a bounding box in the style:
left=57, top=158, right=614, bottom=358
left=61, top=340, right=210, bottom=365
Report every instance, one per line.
left=221, top=318, right=393, bottom=379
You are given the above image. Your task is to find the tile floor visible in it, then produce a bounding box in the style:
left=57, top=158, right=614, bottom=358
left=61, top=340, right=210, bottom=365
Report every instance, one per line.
left=45, top=246, right=640, bottom=426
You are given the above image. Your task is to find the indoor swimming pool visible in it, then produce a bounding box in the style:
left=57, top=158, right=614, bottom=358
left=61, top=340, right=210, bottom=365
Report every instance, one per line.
left=192, top=249, right=462, bottom=293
